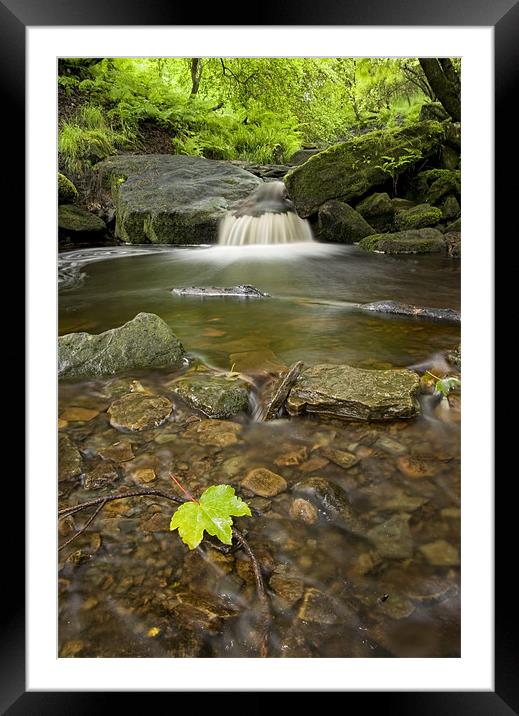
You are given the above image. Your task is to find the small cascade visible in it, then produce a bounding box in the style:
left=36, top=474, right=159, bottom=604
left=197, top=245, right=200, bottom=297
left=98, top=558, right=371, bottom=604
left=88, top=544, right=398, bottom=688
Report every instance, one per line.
left=218, top=180, right=314, bottom=246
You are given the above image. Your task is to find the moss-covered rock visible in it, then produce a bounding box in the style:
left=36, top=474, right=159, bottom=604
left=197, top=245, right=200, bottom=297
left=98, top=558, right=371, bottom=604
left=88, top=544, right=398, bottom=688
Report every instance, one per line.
left=440, top=145, right=460, bottom=170
left=316, top=200, right=374, bottom=242
left=170, top=374, right=250, bottom=418
left=284, top=121, right=446, bottom=217
left=287, top=364, right=421, bottom=421
left=95, top=154, right=261, bottom=244
left=58, top=312, right=185, bottom=379
left=446, top=216, right=461, bottom=233
left=58, top=173, right=78, bottom=204
left=358, top=228, right=446, bottom=254
left=418, top=102, right=450, bottom=123
left=58, top=204, right=106, bottom=233
left=441, top=195, right=461, bottom=220
left=411, top=169, right=461, bottom=205
left=446, top=344, right=461, bottom=370
left=395, top=203, right=442, bottom=230
left=355, top=192, right=395, bottom=232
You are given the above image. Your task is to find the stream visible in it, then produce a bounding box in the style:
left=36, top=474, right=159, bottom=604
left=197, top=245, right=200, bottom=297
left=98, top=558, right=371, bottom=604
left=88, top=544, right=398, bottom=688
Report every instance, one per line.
left=58, top=243, right=460, bottom=658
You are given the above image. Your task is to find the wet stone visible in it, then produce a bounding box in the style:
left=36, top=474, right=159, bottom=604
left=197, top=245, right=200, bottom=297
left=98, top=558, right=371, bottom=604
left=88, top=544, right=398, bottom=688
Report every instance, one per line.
left=297, top=587, right=357, bottom=626
left=419, top=540, right=460, bottom=566
left=166, top=591, right=239, bottom=634
left=375, top=436, right=407, bottom=456
left=140, top=512, right=171, bottom=533
left=169, top=374, right=250, bottom=419
left=320, top=446, right=359, bottom=470
left=108, top=392, right=173, bottom=432
left=269, top=565, right=304, bottom=607
left=184, top=419, right=241, bottom=447
left=59, top=434, right=82, bottom=482
left=60, top=406, right=100, bottom=422
left=377, top=593, right=415, bottom=619
left=289, top=497, right=318, bottom=525
left=397, top=455, right=437, bottom=478
left=292, top=477, right=359, bottom=531
left=98, top=440, right=134, bottom=462
left=367, top=514, right=414, bottom=559
left=133, top=468, right=157, bottom=484
left=241, top=467, right=288, bottom=497
left=83, top=462, right=119, bottom=490
left=274, top=446, right=309, bottom=466
left=298, top=456, right=330, bottom=473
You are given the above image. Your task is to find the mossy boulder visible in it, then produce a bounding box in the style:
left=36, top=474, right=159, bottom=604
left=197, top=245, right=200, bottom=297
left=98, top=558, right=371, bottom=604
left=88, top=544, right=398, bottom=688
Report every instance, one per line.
left=394, top=203, right=442, bottom=230
left=58, top=312, right=185, bottom=379
left=58, top=173, right=78, bottom=204
left=58, top=205, right=106, bottom=233
left=440, top=145, right=460, bottom=171
left=355, top=192, right=395, bottom=232
left=358, top=228, right=445, bottom=254
left=95, top=154, right=261, bottom=244
left=316, top=200, right=375, bottom=243
left=446, top=217, right=461, bottom=232
left=411, top=169, right=461, bottom=205
left=441, top=195, right=461, bottom=220
left=284, top=121, right=446, bottom=217
left=418, top=102, right=450, bottom=123
left=287, top=364, right=420, bottom=421
left=169, top=374, right=250, bottom=418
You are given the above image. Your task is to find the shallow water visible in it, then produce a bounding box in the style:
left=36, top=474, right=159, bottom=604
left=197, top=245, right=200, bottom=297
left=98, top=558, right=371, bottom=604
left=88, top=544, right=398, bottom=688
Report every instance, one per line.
left=58, top=243, right=460, bottom=658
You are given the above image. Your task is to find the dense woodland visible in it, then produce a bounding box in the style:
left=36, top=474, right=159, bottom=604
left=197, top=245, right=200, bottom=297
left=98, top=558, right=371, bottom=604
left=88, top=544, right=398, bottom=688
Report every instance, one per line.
left=58, top=57, right=460, bottom=178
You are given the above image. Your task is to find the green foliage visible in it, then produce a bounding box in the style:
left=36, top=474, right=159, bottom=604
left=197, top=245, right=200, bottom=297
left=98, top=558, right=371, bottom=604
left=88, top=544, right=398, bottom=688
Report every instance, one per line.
left=434, top=376, right=461, bottom=397
left=376, top=145, right=423, bottom=193
left=58, top=104, right=133, bottom=176
left=170, top=484, right=251, bottom=550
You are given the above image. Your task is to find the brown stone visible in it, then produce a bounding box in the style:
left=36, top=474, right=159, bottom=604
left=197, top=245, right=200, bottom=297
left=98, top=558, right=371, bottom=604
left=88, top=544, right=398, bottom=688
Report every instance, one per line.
left=60, top=406, right=99, bottom=422
left=108, top=392, right=172, bottom=431
left=397, top=455, right=437, bottom=478
left=241, top=467, right=287, bottom=497
left=289, top=498, right=318, bottom=525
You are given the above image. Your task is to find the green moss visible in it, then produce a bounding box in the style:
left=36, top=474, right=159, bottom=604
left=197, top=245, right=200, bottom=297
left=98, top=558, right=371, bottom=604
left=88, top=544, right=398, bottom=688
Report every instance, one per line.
left=171, top=376, right=250, bottom=418
left=284, top=121, right=446, bottom=217
left=395, top=203, right=442, bottom=230
left=58, top=173, right=78, bottom=204
left=58, top=204, right=106, bottom=233
left=412, top=169, right=461, bottom=205
left=358, top=228, right=446, bottom=254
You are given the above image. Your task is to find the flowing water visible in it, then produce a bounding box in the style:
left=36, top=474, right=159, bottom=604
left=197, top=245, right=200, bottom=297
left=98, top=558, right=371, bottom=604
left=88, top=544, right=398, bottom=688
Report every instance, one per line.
left=58, top=243, right=461, bottom=658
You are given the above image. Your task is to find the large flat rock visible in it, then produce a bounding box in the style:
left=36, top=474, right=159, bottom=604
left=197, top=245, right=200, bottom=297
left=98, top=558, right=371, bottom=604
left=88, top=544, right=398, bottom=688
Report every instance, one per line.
left=96, top=154, right=262, bottom=244
left=286, top=364, right=420, bottom=421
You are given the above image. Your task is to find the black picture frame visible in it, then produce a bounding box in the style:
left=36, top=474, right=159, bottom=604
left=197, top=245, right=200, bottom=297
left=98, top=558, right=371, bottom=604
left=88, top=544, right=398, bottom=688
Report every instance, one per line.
left=8, top=0, right=506, bottom=711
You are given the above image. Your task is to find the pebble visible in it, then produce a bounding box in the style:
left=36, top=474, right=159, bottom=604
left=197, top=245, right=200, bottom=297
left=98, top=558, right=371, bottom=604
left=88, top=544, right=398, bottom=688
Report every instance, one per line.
left=419, top=540, right=460, bottom=566
left=60, top=406, right=100, bottom=422
left=241, top=467, right=287, bottom=497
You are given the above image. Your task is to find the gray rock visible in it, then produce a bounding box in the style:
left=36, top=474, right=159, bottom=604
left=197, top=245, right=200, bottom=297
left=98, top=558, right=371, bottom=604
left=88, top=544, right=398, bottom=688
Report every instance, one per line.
left=83, top=462, right=119, bottom=490
left=287, top=364, right=420, bottom=421
left=58, top=312, right=185, bottom=378
left=367, top=514, right=413, bottom=559
left=441, top=195, right=461, bottom=220
left=317, top=200, right=375, bottom=243
left=108, top=392, right=173, bottom=431
left=289, top=148, right=320, bottom=164
left=361, top=300, right=460, bottom=323
left=292, top=477, right=360, bottom=532
left=358, top=228, right=446, bottom=254
left=297, top=587, right=357, bottom=625
left=171, top=285, right=269, bottom=298
left=59, top=204, right=106, bottom=234
left=95, top=154, right=262, bottom=244
left=170, top=375, right=250, bottom=418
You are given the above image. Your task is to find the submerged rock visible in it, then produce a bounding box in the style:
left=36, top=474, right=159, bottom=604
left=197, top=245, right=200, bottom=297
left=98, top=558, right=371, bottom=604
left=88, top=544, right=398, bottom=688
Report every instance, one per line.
left=361, top=300, right=460, bottom=323
left=366, top=514, right=413, bottom=559
left=170, top=375, right=249, bottom=418
left=446, top=344, right=461, bottom=370
left=83, top=462, right=119, bottom=490
left=284, top=121, right=446, bottom=217
left=287, top=364, right=420, bottom=421
left=241, top=467, right=288, bottom=497
left=316, top=200, right=375, bottom=243
left=59, top=434, right=82, bottom=482
left=95, top=154, right=261, bottom=244
left=419, top=540, right=460, bottom=566
left=58, top=312, right=185, bottom=378
left=108, top=392, right=173, bottom=431
left=297, top=587, right=357, bottom=625
left=184, top=419, right=242, bottom=447
left=171, top=285, right=269, bottom=298
left=358, top=228, right=445, bottom=254
left=292, top=477, right=359, bottom=532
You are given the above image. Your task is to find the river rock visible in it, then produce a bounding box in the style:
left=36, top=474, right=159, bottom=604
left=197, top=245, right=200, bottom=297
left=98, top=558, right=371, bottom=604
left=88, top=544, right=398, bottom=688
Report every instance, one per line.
left=320, top=447, right=359, bottom=469
left=361, top=300, right=460, bottom=323
left=446, top=344, right=461, bottom=370
left=58, top=173, right=78, bottom=204
left=166, top=591, right=239, bottom=633
left=95, top=154, right=261, bottom=244
left=83, top=462, right=119, bottom=490
left=58, top=312, right=185, bottom=378
left=284, top=121, right=446, bottom=217
left=410, top=169, right=461, bottom=205
left=297, top=587, right=357, bottom=625
left=292, top=477, right=359, bottom=531
left=287, top=364, right=420, bottom=421
left=108, top=392, right=173, bottom=431
left=316, top=200, right=375, bottom=243
left=358, top=228, right=446, bottom=254
left=241, top=468, right=287, bottom=497
left=355, top=192, right=395, bottom=232
left=58, top=204, right=106, bottom=235
left=366, top=514, right=413, bottom=559
left=59, top=434, right=82, bottom=482
left=394, top=203, right=442, bottom=230
left=269, top=564, right=304, bottom=607
left=441, top=195, right=461, bottom=220
left=184, top=419, right=242, bottom=447
left=419, top=540, right=460, bottom=566
left=289, top=497, right=318, bottom=524
left=446, top=217, right=461, bottom=233
left=171, top=285, right=269, bottom=298
left=98, top=440, right=134, bottom=463
left=170, top=375, right=249, bottom=418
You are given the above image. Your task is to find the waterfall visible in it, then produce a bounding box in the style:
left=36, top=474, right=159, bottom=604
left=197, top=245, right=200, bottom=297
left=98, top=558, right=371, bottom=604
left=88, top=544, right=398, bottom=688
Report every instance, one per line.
left=218, top=180, right=314, bottom=246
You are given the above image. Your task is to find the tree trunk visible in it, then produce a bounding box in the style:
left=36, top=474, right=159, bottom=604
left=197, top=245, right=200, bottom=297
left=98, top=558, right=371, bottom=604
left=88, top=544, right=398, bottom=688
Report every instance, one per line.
left=190, top=58, right=203, bottom=96
left=418, top=58, right=461, bottom=122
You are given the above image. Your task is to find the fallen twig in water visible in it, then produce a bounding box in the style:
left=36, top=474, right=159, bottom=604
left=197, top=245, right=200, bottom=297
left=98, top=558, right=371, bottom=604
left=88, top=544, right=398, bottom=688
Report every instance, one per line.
left=256, top=360, right=304, bottom=421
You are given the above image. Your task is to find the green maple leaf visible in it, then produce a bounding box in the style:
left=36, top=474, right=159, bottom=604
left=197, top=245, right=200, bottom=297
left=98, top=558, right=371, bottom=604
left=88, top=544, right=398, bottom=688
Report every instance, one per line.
left=170, top=484, right=252, bottom=550
left=435, top=377, right=461, bottom=397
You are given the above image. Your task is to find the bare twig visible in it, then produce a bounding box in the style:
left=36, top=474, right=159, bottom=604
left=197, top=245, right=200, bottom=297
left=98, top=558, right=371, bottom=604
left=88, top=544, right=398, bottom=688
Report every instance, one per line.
left=58, top=499, right=107, bottom=552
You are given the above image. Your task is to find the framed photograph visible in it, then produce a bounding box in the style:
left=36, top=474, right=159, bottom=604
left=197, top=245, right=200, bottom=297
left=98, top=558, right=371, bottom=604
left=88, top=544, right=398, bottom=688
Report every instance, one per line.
left=8, top=0, right=506, bottom=709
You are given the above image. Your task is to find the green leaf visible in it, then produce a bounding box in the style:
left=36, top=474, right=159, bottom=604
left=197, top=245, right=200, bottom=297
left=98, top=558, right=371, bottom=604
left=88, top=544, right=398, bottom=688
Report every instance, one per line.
left=170, top=484, right=252, bottom=550
left=435, top=377, right=461, bottom=397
